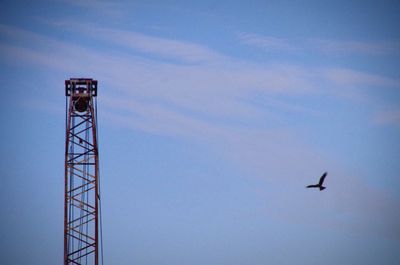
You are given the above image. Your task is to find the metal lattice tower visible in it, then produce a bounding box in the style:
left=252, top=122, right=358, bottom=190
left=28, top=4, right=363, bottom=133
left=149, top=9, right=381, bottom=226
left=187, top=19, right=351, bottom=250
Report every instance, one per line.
left=64, top=78, right=100, bottom=265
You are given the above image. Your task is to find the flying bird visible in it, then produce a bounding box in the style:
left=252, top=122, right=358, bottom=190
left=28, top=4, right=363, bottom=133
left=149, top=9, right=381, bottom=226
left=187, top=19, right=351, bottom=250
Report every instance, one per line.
left=306, top=172, right=327, bottom=191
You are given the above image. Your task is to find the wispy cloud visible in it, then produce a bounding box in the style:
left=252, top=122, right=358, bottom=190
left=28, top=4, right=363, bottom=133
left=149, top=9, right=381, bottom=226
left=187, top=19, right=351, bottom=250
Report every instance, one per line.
left=238, top=32, right=400, bottom=56
left=2, top=23, right=400, bottom=237
left=92, top=27, right=226, bottom=63
left=2, top=23, right=399, bottom=127
left=324, top=68, right=399, bottom=87
left=39, top=20, right=226, bottom=64
left=372, top=110, right=400, bottom=126
left=310, top=38, right=400, bottom=55
left=0, top=25, right=277, bottom=131
left=237, top=33, right=298, bottom=52
left=59, top=0, right=123, bottom=17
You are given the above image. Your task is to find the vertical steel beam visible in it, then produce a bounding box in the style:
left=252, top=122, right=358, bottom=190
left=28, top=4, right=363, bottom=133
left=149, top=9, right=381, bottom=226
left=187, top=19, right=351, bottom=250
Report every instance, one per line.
left=64, top=78, right=99, bottom=265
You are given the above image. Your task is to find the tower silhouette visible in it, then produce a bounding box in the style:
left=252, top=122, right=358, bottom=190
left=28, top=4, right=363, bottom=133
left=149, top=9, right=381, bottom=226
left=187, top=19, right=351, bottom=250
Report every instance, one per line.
left=64, top=78, right=102, bottom=265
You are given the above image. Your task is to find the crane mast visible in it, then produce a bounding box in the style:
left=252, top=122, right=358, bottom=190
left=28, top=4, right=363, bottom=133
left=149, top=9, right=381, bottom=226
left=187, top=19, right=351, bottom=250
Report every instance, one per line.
left=64, top=78, right=100, bottom=265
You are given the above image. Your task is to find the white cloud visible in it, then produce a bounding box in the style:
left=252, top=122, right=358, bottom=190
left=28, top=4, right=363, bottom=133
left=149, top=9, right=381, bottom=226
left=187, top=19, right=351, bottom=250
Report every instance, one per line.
left=237, top=33, right=298, bottom=52
left=238, top=32, right=400, bottom=56
left=372, top=110, right=400, bottom=126
left=2, top=23, right=399, bottom=131
left=309, top=38, right=400, bottom=55
left=93, top=28, right=226, bottom=63
left=38, top=20, right=227, bottom=64
left=324, top=68, right=400, bottom=87
left=2, top=23, right=400, bottom=238
left=59, top=0, right=123, bottom=17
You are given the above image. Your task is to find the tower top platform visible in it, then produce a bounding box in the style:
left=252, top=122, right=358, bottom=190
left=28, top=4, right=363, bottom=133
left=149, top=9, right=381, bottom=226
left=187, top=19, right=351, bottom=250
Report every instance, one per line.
left=65, top=78, right=97, bottom=97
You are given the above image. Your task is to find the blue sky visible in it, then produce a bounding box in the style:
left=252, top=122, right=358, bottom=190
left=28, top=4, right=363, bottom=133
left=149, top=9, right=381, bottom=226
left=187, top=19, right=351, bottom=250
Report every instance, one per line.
left=0, top=0, right=400, bottom=264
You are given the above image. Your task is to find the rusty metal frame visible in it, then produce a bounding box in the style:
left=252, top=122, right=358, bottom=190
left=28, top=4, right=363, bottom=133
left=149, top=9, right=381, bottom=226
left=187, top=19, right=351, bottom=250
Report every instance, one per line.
left=64, top=78, right=99, bottom=265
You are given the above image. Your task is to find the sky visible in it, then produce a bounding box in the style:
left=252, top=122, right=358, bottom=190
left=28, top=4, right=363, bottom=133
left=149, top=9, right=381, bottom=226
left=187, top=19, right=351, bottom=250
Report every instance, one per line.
left=0, top=0, right=400, bottom=264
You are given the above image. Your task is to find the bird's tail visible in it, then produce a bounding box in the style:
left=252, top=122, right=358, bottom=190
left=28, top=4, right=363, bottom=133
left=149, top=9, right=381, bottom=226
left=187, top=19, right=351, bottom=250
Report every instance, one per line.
left=319, top=186, right=326, bottom=191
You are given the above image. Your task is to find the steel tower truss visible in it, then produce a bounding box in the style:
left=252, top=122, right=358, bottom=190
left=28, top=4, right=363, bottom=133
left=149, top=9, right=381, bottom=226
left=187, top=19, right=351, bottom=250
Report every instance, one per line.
left=64, top=78, right=99, bottom=265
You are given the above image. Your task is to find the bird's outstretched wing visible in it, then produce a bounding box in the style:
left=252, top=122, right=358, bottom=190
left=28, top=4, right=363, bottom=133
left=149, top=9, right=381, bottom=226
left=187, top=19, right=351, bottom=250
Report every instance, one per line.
left=318, top=172, right=327, bottom=186
left=306, top=184, right=319, bottom=188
